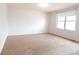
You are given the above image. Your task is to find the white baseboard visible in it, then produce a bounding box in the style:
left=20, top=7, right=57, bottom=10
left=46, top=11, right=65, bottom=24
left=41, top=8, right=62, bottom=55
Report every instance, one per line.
left=0, top=34, right=8, bottom=54
left=8, top=32, right=47, bottom=36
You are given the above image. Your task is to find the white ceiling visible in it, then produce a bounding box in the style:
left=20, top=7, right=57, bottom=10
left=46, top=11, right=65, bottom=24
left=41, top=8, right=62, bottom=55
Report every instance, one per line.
left=7, top=3, right=79, bottom=12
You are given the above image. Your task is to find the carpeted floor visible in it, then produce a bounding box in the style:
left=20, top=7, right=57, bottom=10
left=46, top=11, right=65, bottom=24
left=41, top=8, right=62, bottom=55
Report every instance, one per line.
left=1, top=34, right=79, bottom=55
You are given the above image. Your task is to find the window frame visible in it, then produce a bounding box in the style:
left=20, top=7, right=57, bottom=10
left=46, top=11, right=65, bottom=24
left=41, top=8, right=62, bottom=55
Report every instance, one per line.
left=56, top=13, right=76, bottom=31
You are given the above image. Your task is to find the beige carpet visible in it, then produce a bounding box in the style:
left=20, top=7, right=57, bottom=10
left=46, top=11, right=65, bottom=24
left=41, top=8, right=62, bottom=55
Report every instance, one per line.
left=1, top=34, right=79, bottom=55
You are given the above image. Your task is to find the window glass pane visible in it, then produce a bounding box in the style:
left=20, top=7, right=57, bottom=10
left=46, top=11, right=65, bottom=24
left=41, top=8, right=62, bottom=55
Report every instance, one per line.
left=66, top=16, right=76, bottom=22
left=56, top=10, right=76, bottom=31
left=57, top=22, right=64, bottom=29
left=65, top=22, right=76, bottom=31
left=57, top=16, right=65, bottom=22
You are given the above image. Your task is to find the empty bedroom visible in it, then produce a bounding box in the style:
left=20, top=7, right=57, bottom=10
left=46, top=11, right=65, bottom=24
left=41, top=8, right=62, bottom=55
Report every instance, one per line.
left=0, top=3, right=79, bottom=55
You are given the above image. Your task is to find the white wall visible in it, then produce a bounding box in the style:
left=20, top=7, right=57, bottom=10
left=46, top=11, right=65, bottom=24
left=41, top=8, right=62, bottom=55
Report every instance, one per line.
left=48, top=7, right=79, bottom=42
left=8, top=7, right=47, bottom=36
left=0, top=4, right=8, bottom=54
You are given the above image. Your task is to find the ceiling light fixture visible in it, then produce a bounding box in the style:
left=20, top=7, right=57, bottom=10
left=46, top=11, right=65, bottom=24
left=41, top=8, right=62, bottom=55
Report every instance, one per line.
left=38, top=3, right=49, bottom=8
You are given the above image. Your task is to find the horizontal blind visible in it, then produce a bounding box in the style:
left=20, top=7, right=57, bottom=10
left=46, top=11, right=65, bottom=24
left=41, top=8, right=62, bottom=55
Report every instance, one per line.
left=57, top=10, right=76, bottom=17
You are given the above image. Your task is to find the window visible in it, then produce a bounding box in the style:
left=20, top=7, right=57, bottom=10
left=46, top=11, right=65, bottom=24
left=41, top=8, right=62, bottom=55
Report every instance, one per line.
left=57, top=16, right=65, bottom=29
left=56, top=10, right=76, bottom=31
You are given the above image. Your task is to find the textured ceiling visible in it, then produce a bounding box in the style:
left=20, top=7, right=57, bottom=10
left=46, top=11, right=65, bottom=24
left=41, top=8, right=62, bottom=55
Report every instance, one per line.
left=7, top=3, right=79, bottom=12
